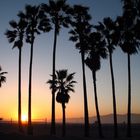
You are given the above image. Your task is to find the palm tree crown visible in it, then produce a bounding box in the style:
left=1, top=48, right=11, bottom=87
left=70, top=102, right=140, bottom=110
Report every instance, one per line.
left=5, top=18, right=27, bottom=49
left=48, top=70, right=76, bottom=104
left=118, top=0, right=140, bottom=54
left=41, top=0, right=71, bottom=34
left=56, top=70, right=76, bottom=102
left=94, top=17, right=120, bottom=53
left=18, top=5, right=42, bottom=43
left=69, top=5, right=92, bottom=52
left=85, top=32, right=107, bottom=72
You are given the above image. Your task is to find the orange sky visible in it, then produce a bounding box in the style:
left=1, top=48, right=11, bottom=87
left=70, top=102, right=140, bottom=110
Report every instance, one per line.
left=0, top=0, right=140, bottom=122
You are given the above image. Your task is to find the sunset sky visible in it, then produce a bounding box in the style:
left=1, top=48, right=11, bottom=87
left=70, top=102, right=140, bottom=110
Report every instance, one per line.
left=0, top=0, right=140, bottom=122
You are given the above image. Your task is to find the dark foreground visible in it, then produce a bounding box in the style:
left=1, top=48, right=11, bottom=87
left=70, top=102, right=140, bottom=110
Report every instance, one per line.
left=0, top=123, right=140, bottom=140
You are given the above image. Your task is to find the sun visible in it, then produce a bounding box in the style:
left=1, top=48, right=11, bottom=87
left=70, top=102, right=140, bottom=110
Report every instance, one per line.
left=21, top=114, right=27, bottom=123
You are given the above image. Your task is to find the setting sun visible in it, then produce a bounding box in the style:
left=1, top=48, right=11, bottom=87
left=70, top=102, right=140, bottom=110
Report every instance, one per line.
left=21, top=115, right=27, bottom=122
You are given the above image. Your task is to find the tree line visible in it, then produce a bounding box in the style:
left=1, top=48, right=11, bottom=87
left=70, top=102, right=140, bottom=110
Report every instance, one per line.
left=0, top=0, right=139, bottom=138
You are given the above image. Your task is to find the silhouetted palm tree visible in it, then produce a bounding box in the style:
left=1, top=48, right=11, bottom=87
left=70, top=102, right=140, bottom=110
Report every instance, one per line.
left=0, top=66, right=7, bottom=87
left=38, top=4, right=52, bottom=33
left=117, top=0, right=140, bottom=137
left=48, top=69, right=76, bottom=137
left=5, top=18, right=27, bottom=132
left=130, top=0, right=140, bottom=42
left=41, top=0, right=71, bottom=135
left=69, top=5, right=92, bottom=137
left=85, top=32, right=107, bottom=138
left=18, top=4, right=42, bottom=135
left=94, top=17, right=119, bottom=138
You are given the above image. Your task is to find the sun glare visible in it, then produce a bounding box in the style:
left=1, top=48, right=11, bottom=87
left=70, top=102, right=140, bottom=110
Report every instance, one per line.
left=21, top=115, right=27, bottom=122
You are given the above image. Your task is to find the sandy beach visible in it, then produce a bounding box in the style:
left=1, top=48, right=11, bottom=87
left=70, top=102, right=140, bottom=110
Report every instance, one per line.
left=0, top=123, right=140, bottom=140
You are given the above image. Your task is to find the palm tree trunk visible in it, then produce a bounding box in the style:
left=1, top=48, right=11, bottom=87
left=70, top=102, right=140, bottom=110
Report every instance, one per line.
left=62, top=103, right=66, bottom=137
left=109, top=52, right=118, bottom=138
left=127, top=53, right=131, bottom=137
left=92, top=70, right=103, bottom=138
left=27, top=37, right=34, bottom=135
left=18, top=47, right=22, bottom=132
left=81, top=51, right=89, bottom=137
left=51, top=23, right=58, bottom=135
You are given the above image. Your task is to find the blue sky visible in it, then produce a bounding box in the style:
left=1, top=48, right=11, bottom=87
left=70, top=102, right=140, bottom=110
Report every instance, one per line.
left=0, top=0, right=140, bottom=121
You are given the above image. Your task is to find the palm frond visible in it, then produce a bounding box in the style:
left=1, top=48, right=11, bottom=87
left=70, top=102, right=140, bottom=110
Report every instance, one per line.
left=0, top=67, right=7, bottom=87
left=56, top=69, right=67, bottom=80
left=103, top=17, right=114, bottom=30
left=25, top=4, right=33, bottom=15
left=94, top=22, right=104, bottom=31
left=69, top=30, right=77, bottom=35
left=0, top=72, right=8, bottom=75
left=9, top=20, right=18, bottom=28
left=67, top=87, right=75, bottom=93
left=49, top=0, right=56, bottom=10
left=69, top=36, right=78, bottom=42
left=18, top=19, right=28, bottom=30
left=5, top=31, right=17, bottom=43
left=0, top=76, right=6, bottom=82
left=17, top=11, right=26, bottom=19
left=69, top=81, right=77, bottom=85
left=13, top=40, right=23, bottom=49
left=66, top=72, right=75, bottom=82
left=57, top=0, right=66, bottom=10
left=38, top=17, right=52, bottom=32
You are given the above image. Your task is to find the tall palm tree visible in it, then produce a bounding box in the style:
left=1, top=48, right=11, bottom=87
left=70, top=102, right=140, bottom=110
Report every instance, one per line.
left=41, top=0, right=71, bottom=135
left=0, top=66, right=7, bottom=87
left=131, top=0, right=140, bottom=42
left=94, top=17, right=120, bottom=138
left=5, top=18, right=27, bottom=132
left=69, top=5, right=92, bottom=137
left=85, top=32, right=107, bottom=138
left=18, top=4, right=42, bottom=135
left=117, top=0, right=140, bottom=137
left=48, top=69, right=76, bottom=137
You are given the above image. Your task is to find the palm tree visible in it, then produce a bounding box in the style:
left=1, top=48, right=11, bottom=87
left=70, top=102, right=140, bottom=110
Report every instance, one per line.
left=41, top=0, right=71, bottom=135
left=85, top=32, right=107, bottom=138
left=18, top=4, right=42, bottom=135
left=5, top=18, right=27, bottom=132
left=0, top=66, right=7, bottom=87
left=131, top=0, right=140, bottom=42
left=94, top=17, right=120, bottom=138
left=48, top=69, right=76, bottom=137
left=117, top=0, right=140, bottom=137
left=69, top=5, right=92, bottom=137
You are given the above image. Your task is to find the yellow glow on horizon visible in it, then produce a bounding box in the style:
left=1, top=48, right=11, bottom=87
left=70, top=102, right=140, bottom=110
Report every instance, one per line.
left=21, top=114, right=27, bottom=123
left=1, top=85, right=140, bottom=122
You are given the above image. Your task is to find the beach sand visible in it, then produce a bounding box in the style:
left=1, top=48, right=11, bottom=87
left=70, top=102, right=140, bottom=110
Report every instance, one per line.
left=0, top=123, right=140, bottom=140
